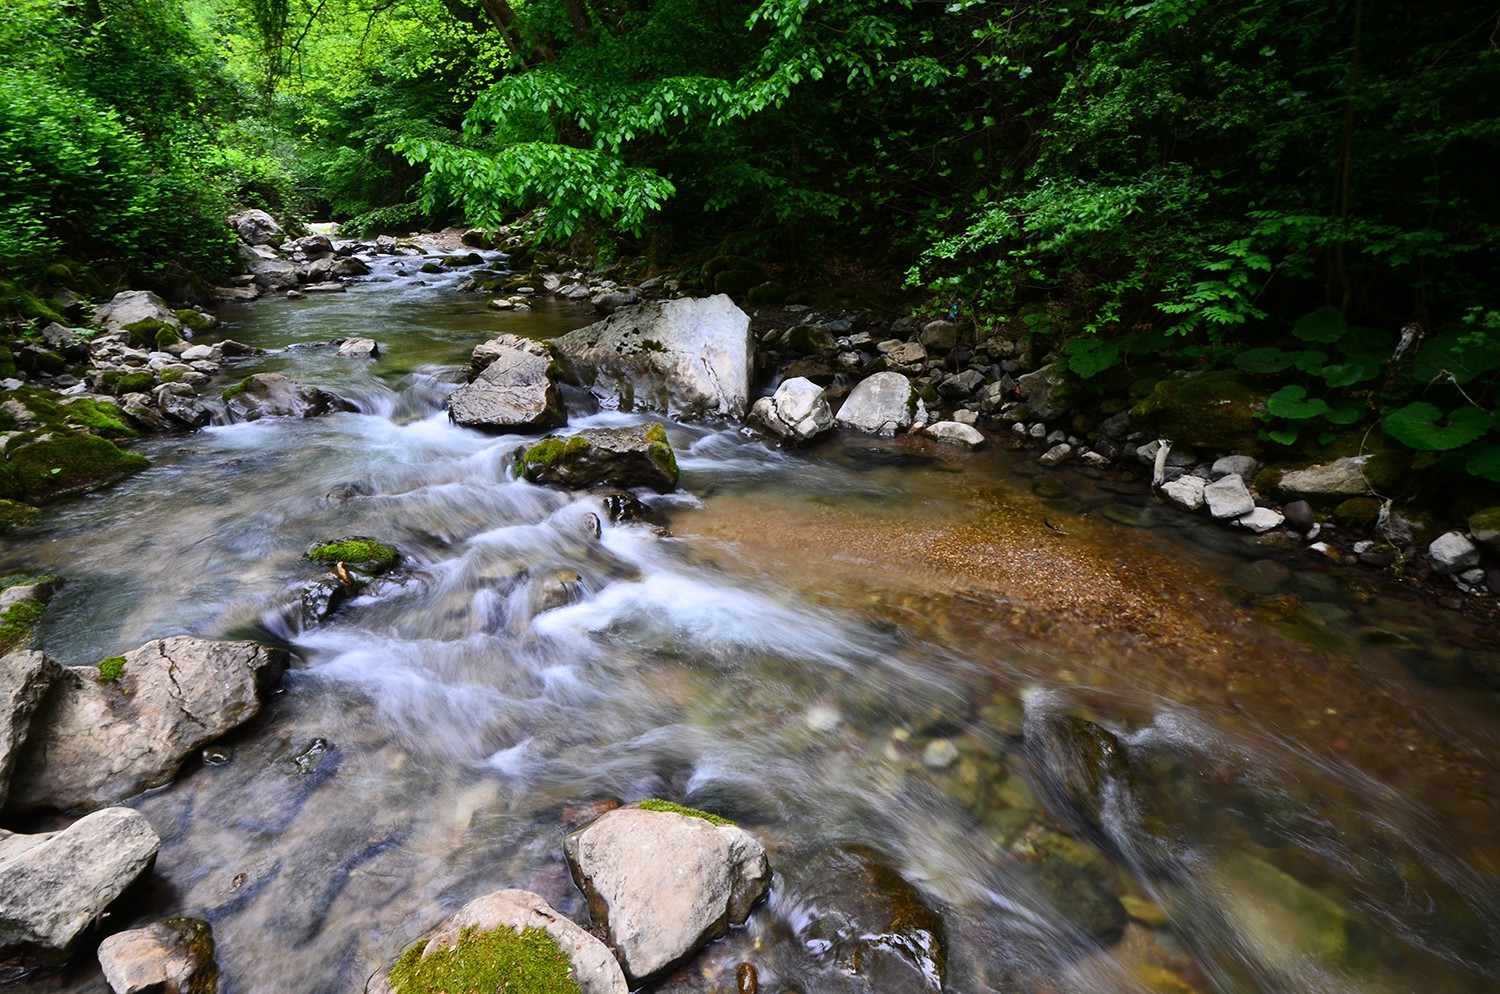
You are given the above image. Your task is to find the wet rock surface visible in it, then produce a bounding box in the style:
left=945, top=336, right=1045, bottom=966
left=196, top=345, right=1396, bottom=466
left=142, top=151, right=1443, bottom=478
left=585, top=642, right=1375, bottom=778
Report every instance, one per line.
left=97, top=917, right=218, bottom=994
left=222, top=372, right=356, bottom=422
left=518, top=424, right=680, bottom=493
left=448, top=334, right=566, bottom=433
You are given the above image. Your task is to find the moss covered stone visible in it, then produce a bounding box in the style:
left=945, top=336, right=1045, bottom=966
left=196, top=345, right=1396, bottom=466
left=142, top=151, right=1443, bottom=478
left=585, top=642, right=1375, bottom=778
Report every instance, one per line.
left=0, top=499, right=39, bottom=532
left=0, top=432, right=149, bottom=503
left=1467, top=506, right=1500, bottom=557
left=96, top=655, right=127, bottom=682
left=519, top=425, right=679, bottom=492
left=637, top=798, right=734, bottom=826
left=175, top=309, right=213, bottom=332
left=0, top=597, right=46, bottom=655
left=522, top=434, right=592, bottom=473
left=389, top=925, right=582, bottom=994
left=1333, top=497, right=1383, bottom=529
left=123, top=318, right=182, bottom=351
left=307, top=537, right=399, bottom=573
left=1129, top=370, right=1267, bottom=452
left=0, top=278, right=66, bottom=327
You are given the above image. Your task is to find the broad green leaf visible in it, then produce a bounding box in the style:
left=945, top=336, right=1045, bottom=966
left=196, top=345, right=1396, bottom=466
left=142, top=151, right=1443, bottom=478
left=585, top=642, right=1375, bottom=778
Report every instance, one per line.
left=1320, top=356, right=1380, bottom=387
left=1267, top=384, right=1330, bottom=420
left=1235, top=347, right=1298, bottom=373
left=1381, top=402, right=1495, bottom=451
left=1324, top=403, right=1365, bottom=425
left=1411, top=331, right=1500, bottom=385
left=1267, top=427, right=1300, bottom=445
left=1292, top=306, right=1347, bottom=344
left=1061, top=338, right=1120, bottom=379
left=1466, top=446, right=1500, bottom=483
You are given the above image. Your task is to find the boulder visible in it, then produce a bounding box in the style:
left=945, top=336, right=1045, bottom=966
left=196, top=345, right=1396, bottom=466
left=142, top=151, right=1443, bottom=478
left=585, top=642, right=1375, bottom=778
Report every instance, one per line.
left=1278, top=456, right=1374, bottom=500
left=1211, top=454, right=1259, bottom=480
left=592, top=289, right=640, bottom=314
left=223, top=373, right=355, bottom=422
left=551, top=295, right=752, bottom=418
left=155, top=382, right=212, bottom=428
left=367, top=890, right=626, bottom=994
left=518, top=424, right=679, bottom=493
left=1016, top=363, right=1073, bottom=421
left=0, top=807, right=160, bottom=955
left=97, top=917, right=217, bottom=994
left=919, top=319, right=958, bottom=353
left=335, top=338, right=379, bottom=358
left=1204, top=473, right=1255, bottom=519
left=1467, top=507, right=1500, bottom=558
left=234, top=244, right=299, bottom=291
left=923, top=421, right=985, bottom=449
left=229, top=209, right=283, bottom=246
left=93, top=291, right=182, bottom=336
left=449, top=335, right=565, bottom=433
left=6, top=637, right=287, bottom=813
left=1025, top=713, right=1130, bottom=833
left=1235, top=507, right=1285, bottom=533
left=750, top=377, right=834, bottom=443
left=564, top=805, right=770, bottom=983
left=1129, top=370, right=1266, bottom=452
left=1428, top=531, right=1481, bottom=574
left=835, top=371, right=922, bottom=435
left=1283, top=499, right=1316, bottom=534
left=885, top=341, right=928, bottom=369
left=0, top=650, right=64, bottom=807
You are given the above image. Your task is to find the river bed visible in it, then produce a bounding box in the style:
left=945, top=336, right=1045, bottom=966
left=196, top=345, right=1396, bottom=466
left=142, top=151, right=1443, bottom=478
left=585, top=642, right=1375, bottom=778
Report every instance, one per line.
left=3, top=256, right=1497, bottom=994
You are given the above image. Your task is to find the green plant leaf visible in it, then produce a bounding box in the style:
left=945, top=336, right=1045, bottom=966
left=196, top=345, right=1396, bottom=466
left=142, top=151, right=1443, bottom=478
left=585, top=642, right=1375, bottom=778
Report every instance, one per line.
left=1267, top=427, right=1300, bottom=445
left=1061, top=338, right=1120, bottom=379
left=1292, top=306, right=1347, bottom=344
left=1267, top=384, right=1330, bottom=420
left=1320, top=357, right=1380, bottom=387
left=1466, top=446, right=1500, bottom=483
left=1235, top=347, right=1297, bottom=373
left=1411, top=331, right=1500, bottom=385
left=1381, top=402, right=1495, bottom=451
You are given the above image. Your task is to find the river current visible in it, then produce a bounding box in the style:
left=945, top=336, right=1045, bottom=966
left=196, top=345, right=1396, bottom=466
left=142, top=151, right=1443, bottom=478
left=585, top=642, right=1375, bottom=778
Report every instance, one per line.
left=4, top=252, right=1497, bottom=994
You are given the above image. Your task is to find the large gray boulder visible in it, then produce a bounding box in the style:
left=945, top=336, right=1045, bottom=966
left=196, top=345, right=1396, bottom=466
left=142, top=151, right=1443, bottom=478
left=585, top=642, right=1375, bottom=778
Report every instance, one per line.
left=367, top=889, right=626, bottom=994
left=223, top=373, right=355, bottom=422
left=0, top=650, right=64, bottom=808
left=551, top=295, right=752, bottom=418
left=6, top=637, right=287, bottom=813
left=564, top=805, right=770, bottom=984
left=93, top=291, right=182, bottom=335
left=229, top=209, right=283, bottom=247
left=517, top=424, right=680, bottom=493
left=1016, top=363, right=1072, bottom=421
left=0, top=807, right=160, bottom=955
left=1204, top=473, right=1255, bottom=519
left=234, top=243, right=299, bottom=290
left=835, top=371, right=923, bottom=435
left=449, top=335, right=566, bottom=433
left=97, top=917, right=218, bottom=994
left=751, top=377, right=834, bottom=443
left=1278, top=456, right=1373, bottom=500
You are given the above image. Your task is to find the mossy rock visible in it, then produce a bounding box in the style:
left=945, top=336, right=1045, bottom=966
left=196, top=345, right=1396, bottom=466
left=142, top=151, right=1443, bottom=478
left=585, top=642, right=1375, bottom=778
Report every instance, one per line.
left=175, top=308, right=213, bottom=332
left=418, top=262, right=445, bottom=275
left=390, top=924, right=582, bottom=994
left=306, top=536, right=399, bottom=574
left=0, top=431, right=149, bottom=503
left=636, top=798, right=734, bottom=826
left=712, top=269, right=762, bottom=299
left=0, top=597, right=47, bottom=655
left=1129, top=370, right=1267, bottom=452
left=746, top=281, right=788, bottom=306
left=519, top=424, right=679, bottom=492
left=0, top=279, right=66, bottom=327
left=702, top=254, right=761, bottom=281
left=0, top=344, right=15, bottom=379
left=122, top=318, right=182, bottom=351
left=0, top=499, right=39, bottom=532
left=100, top=370, right=158, bottom=395
left=1333, top=496, right=1383, bottom=529
left=1470, top=506, right=1500, bottom=557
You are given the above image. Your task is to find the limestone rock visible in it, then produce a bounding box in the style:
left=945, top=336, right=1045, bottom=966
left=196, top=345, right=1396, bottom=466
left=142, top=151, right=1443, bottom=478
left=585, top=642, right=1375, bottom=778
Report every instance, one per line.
left=229, top=209, right=283, bottom=246
left=234, top=244, right=299, bottom=291
left=449, top=335, right=565, bottom=433
left=1204, top=473, right=1255, bottom=519
left=1278, top=456, right=1373, bottom=500
left=751, top=377, right=834, bottom=443
left=1016, top=363, right=1073, bottom=421
left=335, top=338, right=379, bottom=358
left=518, top=424, right=679, bottom=493
left=919, top=319, right=958, bottom=353
left=93, top=291, right=182, bottom=335
left=1428, top=531, right=1480, bottom=574
left=564, top=805, right=770, bottom=983
left=154, top=383, right=212, bottom=428
left=0, top=650, right=64, bottom=808
left=0, top=807, right=160, bottom=955
left=1160, top=475, right=1207, bottom=511
left=1039, top=442, right=1074, bottom=467
left=1235, top=507, right=1285, bottom=533
left=6, top=638, right=287, bottom=813
left=835, top=371, right=921, bottom=435
left=924, top=421, right=985, bottom=449
left=223, top=373, right=355, bottom=422
left=1211, top=454, right=1259, bottom=480
left=97, top=917, right=217, bottom=994
left=552, top=295, right=752, bottom=418
left=367, top=890, right=626, bottom=994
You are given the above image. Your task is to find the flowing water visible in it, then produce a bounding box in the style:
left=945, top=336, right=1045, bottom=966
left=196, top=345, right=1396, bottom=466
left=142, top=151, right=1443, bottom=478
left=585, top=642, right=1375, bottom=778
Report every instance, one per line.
left=3, top=252, right=1498, bottom=994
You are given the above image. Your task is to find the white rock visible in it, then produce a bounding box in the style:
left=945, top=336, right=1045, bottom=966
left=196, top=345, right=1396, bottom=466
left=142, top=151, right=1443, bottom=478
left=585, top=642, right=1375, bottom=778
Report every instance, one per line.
left=1428, top=531, right=1481, bottom=574
left=1160, top=475, right=1208, bottom=511
left=1038, top=442, right=1073, bottom=466
left=922, top=739, right=959, bottom=769
left=1279, top=456, right=1373, bottom=499
left=93, top=291, right=181, bottom=335
left=1236, top=507, right=1285, bottom=533
left=753, top=377, right=834, bottom=442
left=335, top=338, right=379, bottom=358
left=924, top=421, right=985, bottom=449
left=835, top=371, right=919, bottom=435
left=1212, top=454, right=1259, bottom=480
left=1204, top=473, right=1256, bottom=519
left=97, top=918, right=216, bottom=994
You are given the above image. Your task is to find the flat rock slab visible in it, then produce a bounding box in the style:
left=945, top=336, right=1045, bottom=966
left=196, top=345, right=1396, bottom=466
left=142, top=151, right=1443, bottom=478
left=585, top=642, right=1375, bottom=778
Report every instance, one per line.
left=367, top=889, right=626, bottom=994
left=6, top=637, right=287, bottom=813
left=564, top=806, right=770, bottom=983
left=0, top=807, right=160, bottom=955
left=97, top=917, right=217, bottom=994
left=552, top=295, right=751, bottom=418
left=224, top=373, right=355, bottom=422
left=449, top=335, right=565, bottom=433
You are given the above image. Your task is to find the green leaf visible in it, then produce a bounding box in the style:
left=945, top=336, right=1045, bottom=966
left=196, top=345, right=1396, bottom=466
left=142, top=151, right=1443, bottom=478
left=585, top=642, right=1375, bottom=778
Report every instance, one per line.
left=1324, top=403, right=1364, bottom=425
left=1412, top=331, right=1500, bottom=385
left=1320, top=357, right=1380, bottom=387
left=1235, top=347, right=1298, bottom=373
left=1381, top=403, right=1495, bottom=451
left=1061, top=338, right=1120, bottom=379
left=1267, top=385, right=1330, bottom=420
left=1267, top=427, right=1300, bottom=445
left=1292, top=306, right=1347, bottom=344
left=1466, top=446, right=1500, bottom=483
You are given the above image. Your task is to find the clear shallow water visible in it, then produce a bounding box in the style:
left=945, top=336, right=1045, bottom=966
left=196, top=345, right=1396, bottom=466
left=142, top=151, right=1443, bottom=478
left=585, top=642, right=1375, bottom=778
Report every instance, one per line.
left=3, top=264, right=1497, bottom=994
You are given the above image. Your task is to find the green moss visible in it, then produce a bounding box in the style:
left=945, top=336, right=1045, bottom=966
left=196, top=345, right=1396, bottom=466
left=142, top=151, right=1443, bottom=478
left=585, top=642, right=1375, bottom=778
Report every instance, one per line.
left=0, top=499, right=39, bottom=532
left=123, top=318, right=181, bottom=351
left=1334, top=496, right=1383, bottom=529
left=174, top=309, right=212, bottom=332
left=1129, top=370, right=1267, bottom=452
left=0, top=278, right=66, bottom=326
left=0, top=598, right=46, bottom=655
left=523, top=435, right=591, bottom=471
left=638, top=798, right=734, bottom=826
left=747, top=281, right=788, bottom=306
left=0, top=344, right=14, bottom=380
left=96, top=655, right=127, bottom=682
left=307, top=537, right=398, bottom=572
left=64, top=398, right=136, bottom=438
left=645, top=422, right=669, bottom=445
left=0, top=432, right=149, bottom=503
left=713, top=269, right=762, bottom=299
left=644, top=423, right=680, bottom=481
left=221, top=375, right=254, bottom=402
left=388, top=925, right=582, bottom=994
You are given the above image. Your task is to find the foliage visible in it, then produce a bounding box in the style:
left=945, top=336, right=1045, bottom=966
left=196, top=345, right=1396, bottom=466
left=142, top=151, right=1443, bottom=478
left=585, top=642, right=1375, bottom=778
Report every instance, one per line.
left=97, top=656, right=128, bottom=682
left=388, top=925, right=582, bottom=994
left=0, top=598, right=47, bottom=656
left=638, top=798, right=734, bottom=826
left=306, top=538, right=399, bottom=572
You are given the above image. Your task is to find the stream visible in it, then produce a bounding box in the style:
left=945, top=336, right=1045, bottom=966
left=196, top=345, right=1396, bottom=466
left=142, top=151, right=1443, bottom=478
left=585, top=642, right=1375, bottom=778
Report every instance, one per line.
left=4, top=251, right=1498, bottom=994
